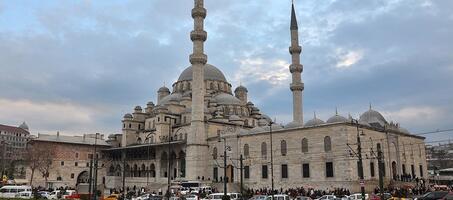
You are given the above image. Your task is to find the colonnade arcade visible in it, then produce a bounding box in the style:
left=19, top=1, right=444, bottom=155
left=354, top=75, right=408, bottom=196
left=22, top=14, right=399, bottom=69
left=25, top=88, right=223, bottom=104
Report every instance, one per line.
left=105, top=144, right=186, bottom=180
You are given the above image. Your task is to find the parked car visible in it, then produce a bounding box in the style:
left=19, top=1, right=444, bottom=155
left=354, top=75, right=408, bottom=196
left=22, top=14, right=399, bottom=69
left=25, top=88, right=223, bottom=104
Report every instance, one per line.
left=48, top=190, right=62, bottom=200
left=348, top=193, right=369, bottom=200
left=295, top=196, right=313, bottom=200
left=186, top=194, right=199, bottom=200
left=229, top=193, right=242, bottom=200
left=62, top=190, right=77, bottom=199
left=0, top=185, right=32, bottom=198
left=104, top=194, right=120, bottom=200
left=250, top=195, right=268, bottom=200
left=316, top=195, right=337, bottom=200
left=208, top=193, right=224, bottom=200
left=38, top=191, right=51, bottom=199
left=414, top=191, right=450, bottom=200
left=266, top=194, right=291, bottom=200
left=370, top=193, right=392, bottom=200
left=15, top=191, right=33, bottom=199
left=149, top=195, right=164, bottom=200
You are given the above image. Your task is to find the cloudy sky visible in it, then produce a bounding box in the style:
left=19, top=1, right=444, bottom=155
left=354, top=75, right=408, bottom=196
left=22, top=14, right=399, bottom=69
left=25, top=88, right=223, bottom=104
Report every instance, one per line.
left=0, top=0, right=452, bottom=143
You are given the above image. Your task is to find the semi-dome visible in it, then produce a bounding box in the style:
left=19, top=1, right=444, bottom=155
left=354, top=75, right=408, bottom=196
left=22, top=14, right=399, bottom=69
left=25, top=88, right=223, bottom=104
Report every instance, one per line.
left=158, top=93, right=183, bottom=105
left=359, top=108, right=387, bottom=128
left=285, top=121, right=303, bottom=128
left=214, top=93, right=242, bottom=105
left=249, top=126, right=265, bottom=133
left=19, top=122, right=29, bottom=131
left=178, top=64, right=227, bottom=82
left=305, top=113, right=325, bottom=127
left=327, top=114, right=348, bottom=123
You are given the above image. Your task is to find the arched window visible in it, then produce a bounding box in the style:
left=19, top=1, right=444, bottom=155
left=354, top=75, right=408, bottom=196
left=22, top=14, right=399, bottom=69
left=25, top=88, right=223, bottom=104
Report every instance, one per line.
left=150, top=164, right=156, bottom=177
left=261, top=142, right=267, bottom=159
left=244, top=144, right=249, bottom=158
left=281, top=140, right=287, bottom=156
left=213, top=147, right=218, bottom=160
left=137, top=138, right=142, bottom=144
left=324, top=136, right=332, bottom=152
left=302, top=138, right=308, bottom=153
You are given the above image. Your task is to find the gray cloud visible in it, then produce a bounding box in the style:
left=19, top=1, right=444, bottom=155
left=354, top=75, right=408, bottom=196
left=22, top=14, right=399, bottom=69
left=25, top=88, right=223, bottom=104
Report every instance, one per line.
left=0, top=0, right=451, bottom=141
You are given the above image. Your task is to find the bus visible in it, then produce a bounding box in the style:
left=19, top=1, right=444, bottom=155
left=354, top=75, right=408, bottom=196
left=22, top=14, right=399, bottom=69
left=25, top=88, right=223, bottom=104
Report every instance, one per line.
left=0, top=185, right=32, bottom=198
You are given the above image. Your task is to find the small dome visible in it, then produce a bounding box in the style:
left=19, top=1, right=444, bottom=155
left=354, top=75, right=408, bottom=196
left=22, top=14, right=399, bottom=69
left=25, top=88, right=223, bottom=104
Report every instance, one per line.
left=239, top=129, right=249, bottom=135
left=158, top=93, right=183, bottom=105
left=158, top=86, right=170, bottom=93
left=359, top=107, right=387, bottom=128
left=327, top=114, right=348, bottom=123
left=178, top=64, right=227, bottom=82
left=261, top=115, right=272, bottom=122
left=234, top=85, right=248, bottom=93
left=263, top=124, right=284, bottom=131
left=258, top=118, right=269, bottom=126
left=249, top=126, right=265, bottom=133
left=123, top=113, right=133, bottom=119
left=19, top=122, right=29, bottom=131
left=305, top=113, right=325, bottom=127
left=214, top=93, right=242, bottom=105
left=285, top=121, right=303, bottom=128
left=147, top=101, right=155, bottom=106
left=134, top=106, right=142, bottom=110
left=108, top=134, right=116, bottom=139
left=229, top=115, right=242, bottom=121
left=399, top=127, right=410, bottom=134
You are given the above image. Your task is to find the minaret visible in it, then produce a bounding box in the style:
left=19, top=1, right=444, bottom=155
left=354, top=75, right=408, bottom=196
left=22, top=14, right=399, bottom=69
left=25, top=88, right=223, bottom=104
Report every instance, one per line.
left=289, top=1, right=304, bottom=124
left=187, top=0, right=209, bottom=180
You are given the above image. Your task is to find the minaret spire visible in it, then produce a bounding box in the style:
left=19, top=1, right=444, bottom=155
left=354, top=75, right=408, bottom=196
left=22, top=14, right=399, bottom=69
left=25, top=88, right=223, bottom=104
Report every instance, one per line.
left=187, top=0, right=209, bottom=180
left=289, top=1, right=304, bottom=125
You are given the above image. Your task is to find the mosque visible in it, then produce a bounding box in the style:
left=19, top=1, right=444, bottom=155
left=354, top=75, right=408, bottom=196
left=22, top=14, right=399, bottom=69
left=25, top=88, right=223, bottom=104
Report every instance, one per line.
left=104, top=0, right=427, bottom=193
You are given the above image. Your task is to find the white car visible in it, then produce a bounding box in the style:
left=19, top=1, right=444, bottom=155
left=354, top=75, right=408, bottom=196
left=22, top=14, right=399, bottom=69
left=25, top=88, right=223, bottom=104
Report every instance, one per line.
left=228, top=193, right=242, bottom=200
left=48, top=190, right=62, bottom=200
left=16, top=191, right=33, bottom=199
left=266, top=194, right=291, bottom=200
left=0, top=186, right=32, bottom=198
left=62, top=190, right=77, bottom=199
left=348, top=194, right=369, bottom=200
left=315, top=195, right=337, bottom=200
left=186, top=194, right=199, bottom=200
left=38, top=191, right=51, bottom=199
left=132, top=194, right=151, bottom=200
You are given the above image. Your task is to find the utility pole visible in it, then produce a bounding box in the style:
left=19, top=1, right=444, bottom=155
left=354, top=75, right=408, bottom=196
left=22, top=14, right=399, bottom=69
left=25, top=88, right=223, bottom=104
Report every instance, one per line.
left=355, top=120, right=365, bottom=200
left=223, top=137, right=227, bottom=198
left=93, top=133, right=99, bottom=200
left=164, top=116, right=173, bottom=199
left=88, top=157, right=93, bottom=200
left=269, top=121, right=274, bottom=200
left=377, top=144, right=384, bottom=200
left=0, top=141, right=7, bottom=180
left=240, top=154, right=244, bottom=198
left=122, top=150, right=126, bottom=194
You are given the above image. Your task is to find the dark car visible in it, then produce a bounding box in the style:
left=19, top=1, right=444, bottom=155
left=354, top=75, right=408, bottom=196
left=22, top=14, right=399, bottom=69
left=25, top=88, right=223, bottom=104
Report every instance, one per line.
left=416, top=191, right=450, bottom=200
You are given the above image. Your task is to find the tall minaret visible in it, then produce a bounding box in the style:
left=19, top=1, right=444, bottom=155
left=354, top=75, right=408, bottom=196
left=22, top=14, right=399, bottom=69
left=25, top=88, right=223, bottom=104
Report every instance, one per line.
left=289, top=1, right=304, bottom=124
left=187, top=0, right=209, bottom=180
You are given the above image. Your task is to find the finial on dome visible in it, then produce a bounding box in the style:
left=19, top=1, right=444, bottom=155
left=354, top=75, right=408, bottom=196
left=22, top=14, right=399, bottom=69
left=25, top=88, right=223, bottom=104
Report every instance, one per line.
left=369, top=103, right=372, bottom=110
left=335, top=107, right=338, bottom=115
left=313, top=111, right=317, bottom=119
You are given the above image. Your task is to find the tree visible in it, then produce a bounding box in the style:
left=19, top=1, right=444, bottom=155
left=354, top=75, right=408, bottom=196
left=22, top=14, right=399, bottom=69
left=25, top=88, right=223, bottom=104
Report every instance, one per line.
left=38, top=144, right=55, bottom=189
left=25, top=143, right=47, bottom=186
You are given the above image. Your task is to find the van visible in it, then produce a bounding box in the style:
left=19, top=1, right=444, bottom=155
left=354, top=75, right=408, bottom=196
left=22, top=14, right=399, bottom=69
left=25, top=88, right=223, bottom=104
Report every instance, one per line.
left=0, top=185, right=32, bottom=198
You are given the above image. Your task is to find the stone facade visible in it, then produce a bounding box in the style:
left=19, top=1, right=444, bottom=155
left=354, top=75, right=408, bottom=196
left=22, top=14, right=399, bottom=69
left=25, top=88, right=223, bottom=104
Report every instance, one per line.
left=102, top=0, right=428, bottom=194
left=26, top=133, right=109, bottom=189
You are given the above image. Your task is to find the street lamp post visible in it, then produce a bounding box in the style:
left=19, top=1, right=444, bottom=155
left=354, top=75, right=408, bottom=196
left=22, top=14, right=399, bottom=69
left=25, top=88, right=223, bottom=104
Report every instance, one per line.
left=0, top=140, right=9, bottom=180
left=93, top=133, right=99, bottom=200
left=164, top=116, right=174, bottom=199
left=352, top=119, right=366, bottom=200
left=268, top=121, right=275, bottom=200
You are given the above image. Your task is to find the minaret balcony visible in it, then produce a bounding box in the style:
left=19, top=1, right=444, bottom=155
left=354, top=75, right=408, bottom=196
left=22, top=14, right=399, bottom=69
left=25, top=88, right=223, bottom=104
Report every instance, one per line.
left=189, top=53, right=208, bottom=65
left=290, top=83, right=304, bottom=91
left=190, top=30, right=207, bottom=42
left=289, top=46, right=302, bottom=54
left=289, top=64, right=303, bottom=73
left=192, top=7, right=207, bottom=19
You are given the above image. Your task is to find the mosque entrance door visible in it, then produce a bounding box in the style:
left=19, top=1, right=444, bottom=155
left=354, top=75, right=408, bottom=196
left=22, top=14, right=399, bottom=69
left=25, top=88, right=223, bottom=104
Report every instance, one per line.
left=77, top=171, right=89, bottom=185
left=226, top=165, right=234, bottom=183
left=392, top=161, right=397, bottom=179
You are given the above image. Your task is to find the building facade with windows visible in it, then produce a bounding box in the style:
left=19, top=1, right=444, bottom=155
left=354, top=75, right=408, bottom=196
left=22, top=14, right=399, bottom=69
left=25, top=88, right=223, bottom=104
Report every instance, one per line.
left=0, top=122, right=32, bottom=179
left=26, top=133, right=110, bottom=189
left=103, top=0, right=428, bottom=193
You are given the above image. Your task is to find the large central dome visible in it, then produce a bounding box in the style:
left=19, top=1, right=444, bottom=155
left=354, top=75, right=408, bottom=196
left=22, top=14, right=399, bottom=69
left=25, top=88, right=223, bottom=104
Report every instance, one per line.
left=178, top=64, right=227, bottom=82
